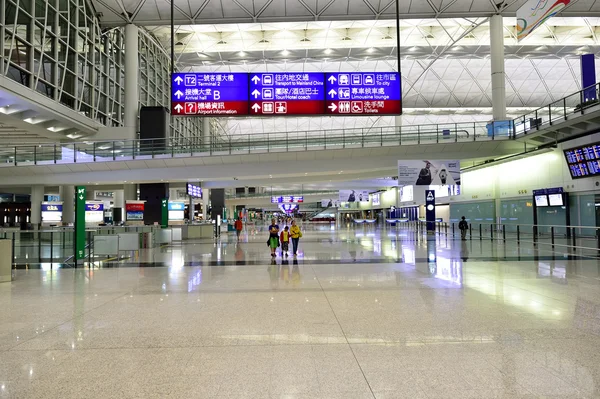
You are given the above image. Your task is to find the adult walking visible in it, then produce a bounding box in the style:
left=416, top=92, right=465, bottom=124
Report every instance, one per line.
left=290, top=220, right=302, bottom=257
left=458, top=216, right=469, bottom=240
left=268, top=218, right=280, bottom=257
left=234, top=217, right=243, bottom=241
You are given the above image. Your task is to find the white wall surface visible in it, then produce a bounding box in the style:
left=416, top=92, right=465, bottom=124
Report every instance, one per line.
left=450, top=133, right=600, bottom=204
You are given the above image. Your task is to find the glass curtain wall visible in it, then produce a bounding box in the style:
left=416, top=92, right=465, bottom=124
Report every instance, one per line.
left=1, top=0, right=205, bottom=142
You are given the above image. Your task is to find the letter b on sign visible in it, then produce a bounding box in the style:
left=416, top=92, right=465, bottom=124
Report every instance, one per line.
left=213, top=90, right=220, bottom=100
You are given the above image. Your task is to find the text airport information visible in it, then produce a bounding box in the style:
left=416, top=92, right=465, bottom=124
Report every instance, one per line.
left=171, top=72, right=401, bottom=116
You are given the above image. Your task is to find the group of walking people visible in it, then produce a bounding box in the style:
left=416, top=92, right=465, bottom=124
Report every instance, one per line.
left=268, top=218, right=302, bottom=257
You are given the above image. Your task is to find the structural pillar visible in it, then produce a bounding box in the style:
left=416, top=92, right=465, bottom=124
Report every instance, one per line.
left=30, top=186, right=44, bottom=227
left=60, top=185, right=75, bottom=225
left=124, top=24, right=139, bottom=135
left=490, top=14, right=507, bottom=120
left=113, top=189, right=124, bottom=223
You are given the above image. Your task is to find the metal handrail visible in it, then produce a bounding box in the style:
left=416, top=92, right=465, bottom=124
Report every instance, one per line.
left=2, top=83, right=600, bottom=167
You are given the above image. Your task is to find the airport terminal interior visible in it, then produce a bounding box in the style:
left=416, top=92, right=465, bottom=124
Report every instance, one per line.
left=4, top=0, right=600, bottom=398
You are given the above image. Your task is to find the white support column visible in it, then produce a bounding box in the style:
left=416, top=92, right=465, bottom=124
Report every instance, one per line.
left=123, top=184, right=137, bottom=202
left=490, top=14, right=507, bottom=121
left=394, top=115, right=402, bottom=131
left=124, top=24, right=139, bottom=137
left=60, top=185, right=75, bottom=225
left=203, top=189, right=210, bottom=220
left=30, top=186, right=44, bottom=227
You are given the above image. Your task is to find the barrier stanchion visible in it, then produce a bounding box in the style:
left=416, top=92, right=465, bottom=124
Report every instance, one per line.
left=502, top=225, right=506, bottom=242
left=551, top=227, right=555, bottom=248
left=517, top=225, right=520, bottom=243
left=479, top=224, right=482, bottom=241
left=490, top=224, right=494, bottom=241
left=572, top=227, right=577, bottom=250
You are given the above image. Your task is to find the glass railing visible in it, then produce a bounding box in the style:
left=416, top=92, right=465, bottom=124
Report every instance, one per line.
left=0, top=121, right=497, bottom=167
left=514, top=83, right=600, bottom=136
left=2, top=83, right=600, bottom=167
left=226, top=190, right=339, bottom=199
left=1, top=225, right=177, bottom=266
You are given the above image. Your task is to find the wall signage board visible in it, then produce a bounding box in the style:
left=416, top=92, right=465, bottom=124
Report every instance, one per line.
left=324, top=72, right=401, bottom=115
left=425, top=190, right=436, bottom=233
left=41, top=203, right=63, bottom=223
left=250, top=73, right=325, bottom=115
left=75, top=186, right=86, bottom=260
left=171, top=73, right=249, bottom=116
left=172, top=72, right=401, bottom=116
left=125, top=202, right=144, bottom=221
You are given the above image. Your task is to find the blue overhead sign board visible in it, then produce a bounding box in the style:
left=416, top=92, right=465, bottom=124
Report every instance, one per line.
left=171, top=72, right=401, bottom=116
left=171, top=73, right=249, bottom=116
left=324, top=72, right=401, bottom=115
left=249, top=73, right=325, bottom=115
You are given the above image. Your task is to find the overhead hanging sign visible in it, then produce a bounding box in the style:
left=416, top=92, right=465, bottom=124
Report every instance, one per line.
left=516, top=0, right=571, bottom=41
left=171, top=72, right=249, bottom=116
left=249, top=73, right=325, bottom=115
left=171, top=72, right=401, bottom=116
left=271, top=195, right=304, bottom=203
left=324, top=72, right=402, bottom=115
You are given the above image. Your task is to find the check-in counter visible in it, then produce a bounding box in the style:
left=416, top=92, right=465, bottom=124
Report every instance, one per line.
left=182, top=224, right=213, bottom=239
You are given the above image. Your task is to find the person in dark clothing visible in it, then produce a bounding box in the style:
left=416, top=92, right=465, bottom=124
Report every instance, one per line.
left=416, top=162, right=433, bottom=185
left=458, top=216, right=469, bottom=240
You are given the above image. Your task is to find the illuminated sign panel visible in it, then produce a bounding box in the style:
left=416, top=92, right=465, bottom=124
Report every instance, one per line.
left=172, top=72, right=401, bottom=116
left=324, top=72, right=402, bottom=115
left=271, top=196, right=304, bottom=203
left=249, top=73, right=325, bottom=115
left=171, top=73, right=249, bottom=116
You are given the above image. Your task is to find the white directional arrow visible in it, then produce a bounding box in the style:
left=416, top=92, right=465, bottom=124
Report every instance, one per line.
left=174, top=104, right=183, bottom=113
left=251, top=75, right=260, bottom=84
left=328, top=75, right=337, bottom=84
left=328, top=89, right=337, bottom=98
left=251, top=89, right=260, bottom=99
left=174, top=76, right=183, bottom=85
left=328, top=103, right=337, bottom=112
left=251, top=103, right=261, bottom=112
left=79, top=195, right=84, bottom=200
left=174, top=90, right=183, bottom=99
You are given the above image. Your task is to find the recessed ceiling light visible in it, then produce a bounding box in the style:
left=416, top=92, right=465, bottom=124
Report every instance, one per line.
left=238, top=51, right=246, bottom=57
left=324, top=48, right=332, bottom=55
left=281, top=49, right=290, bottom=56
left=367, top=47, right=375, bottom=53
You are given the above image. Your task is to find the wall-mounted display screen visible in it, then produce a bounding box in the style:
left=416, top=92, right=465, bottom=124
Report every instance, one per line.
left=564, top=142, right=600, bottom=179
left=548, top=193, right=564, bottom=206
left=535, top=195, right=549, bottom=207
left=186, top=184, right=202, bottom=198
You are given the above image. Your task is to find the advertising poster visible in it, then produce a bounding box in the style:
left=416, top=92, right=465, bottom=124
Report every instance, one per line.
left=517, top=0, right=570, bottom=41
left=339, top=190, right=370, bottom=203
left=397, top=160, right=460, bottom=187
left=321, top=199, right=340, bottom=208
left=126, top=203, right=144, bottom=221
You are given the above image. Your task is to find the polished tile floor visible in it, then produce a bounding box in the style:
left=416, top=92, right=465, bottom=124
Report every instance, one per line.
left=2, top=224, right=600, bottom=398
